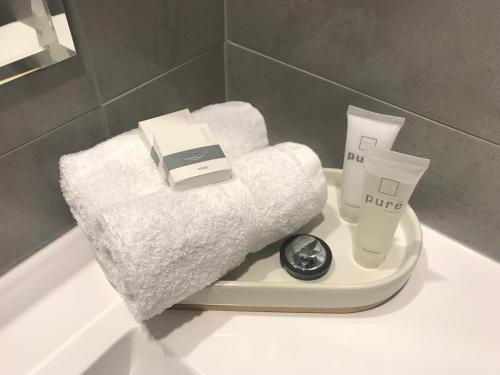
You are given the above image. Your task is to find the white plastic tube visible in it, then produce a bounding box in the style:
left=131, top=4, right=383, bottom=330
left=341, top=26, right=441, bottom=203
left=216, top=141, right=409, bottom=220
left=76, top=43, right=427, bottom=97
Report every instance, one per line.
left=340, top=106, right=405, bottom=222
left=354, top=147, right=430, bottom=268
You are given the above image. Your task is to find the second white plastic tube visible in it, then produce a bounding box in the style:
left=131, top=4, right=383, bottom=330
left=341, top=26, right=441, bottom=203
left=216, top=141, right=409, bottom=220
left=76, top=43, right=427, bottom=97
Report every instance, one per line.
left=354, top=147, right=430, bottom=268
left=340, top=106, right=405, bottom=222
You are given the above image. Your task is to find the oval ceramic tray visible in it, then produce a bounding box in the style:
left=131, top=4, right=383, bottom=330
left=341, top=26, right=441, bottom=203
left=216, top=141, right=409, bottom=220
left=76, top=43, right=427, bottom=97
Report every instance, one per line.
left=176, top=168, right=422, bottom=313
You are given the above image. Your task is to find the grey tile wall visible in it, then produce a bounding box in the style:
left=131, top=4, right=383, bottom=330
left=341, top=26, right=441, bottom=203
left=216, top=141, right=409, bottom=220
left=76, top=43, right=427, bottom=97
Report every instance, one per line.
left=4, top=0, right=495, bottom=273
left=0, top=55, right=98, bottom=155
left=0, top=1, right=225, bottom=274
left=227, top=43, right=500, bottom=261
left=0, top=110, right=106, bottom=274
left=228, top=0, right=500, bottom=145
left=105, top=47, right=225, bottom=136
left=68, top=0, right=224, bottom=102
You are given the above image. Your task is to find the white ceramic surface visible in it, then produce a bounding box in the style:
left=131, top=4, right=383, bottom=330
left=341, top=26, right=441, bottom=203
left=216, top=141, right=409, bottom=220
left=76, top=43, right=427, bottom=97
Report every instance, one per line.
left=82, top=328, right=198, bottom=375
left=1, top=201, right=500, bottom=374
left=180, top=168, right=422, bottom=311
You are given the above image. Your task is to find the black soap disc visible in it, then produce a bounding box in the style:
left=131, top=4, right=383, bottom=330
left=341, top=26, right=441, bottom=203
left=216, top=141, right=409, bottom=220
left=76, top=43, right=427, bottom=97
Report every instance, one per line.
left=280, top=234, right=333, bottom=280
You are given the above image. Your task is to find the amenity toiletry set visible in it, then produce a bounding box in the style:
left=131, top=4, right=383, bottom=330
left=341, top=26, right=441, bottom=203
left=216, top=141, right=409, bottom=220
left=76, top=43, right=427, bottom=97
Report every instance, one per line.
left=340, top=105, right=429, bottom=268
left=59, top=101, right=429, bottom=320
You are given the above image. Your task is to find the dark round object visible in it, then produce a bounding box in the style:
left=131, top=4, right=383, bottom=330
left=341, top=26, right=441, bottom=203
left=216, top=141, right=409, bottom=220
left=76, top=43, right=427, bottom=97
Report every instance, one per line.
left=280, top=234, right=333, bottom=280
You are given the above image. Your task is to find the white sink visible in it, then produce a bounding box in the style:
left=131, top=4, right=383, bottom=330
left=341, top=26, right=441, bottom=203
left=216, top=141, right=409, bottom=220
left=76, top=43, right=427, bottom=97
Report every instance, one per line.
left=1, top=226, right=500, bottom=375
left=83, top=328, right=199, bottom=375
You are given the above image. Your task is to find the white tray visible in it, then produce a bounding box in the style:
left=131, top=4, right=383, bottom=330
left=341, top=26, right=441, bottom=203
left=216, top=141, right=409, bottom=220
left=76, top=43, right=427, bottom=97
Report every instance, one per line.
left=176, top=168, right=422, bottom=313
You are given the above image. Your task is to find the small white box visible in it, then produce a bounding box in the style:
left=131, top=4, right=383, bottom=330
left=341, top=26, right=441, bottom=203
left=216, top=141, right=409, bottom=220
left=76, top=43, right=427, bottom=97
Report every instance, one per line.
left=153, top=123, right=232, bottom=190
left=138, top=109, right=194, bottom=165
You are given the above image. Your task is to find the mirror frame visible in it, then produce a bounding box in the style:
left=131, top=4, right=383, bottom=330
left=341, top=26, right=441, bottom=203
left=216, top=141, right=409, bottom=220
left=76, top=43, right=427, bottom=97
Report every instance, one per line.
left=0, top=0, right=76, bottom=84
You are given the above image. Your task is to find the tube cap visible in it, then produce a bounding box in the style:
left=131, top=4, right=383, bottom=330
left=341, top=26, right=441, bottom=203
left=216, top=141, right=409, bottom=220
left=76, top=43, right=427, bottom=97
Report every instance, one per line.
left=280, top=234, right=333, bottom=280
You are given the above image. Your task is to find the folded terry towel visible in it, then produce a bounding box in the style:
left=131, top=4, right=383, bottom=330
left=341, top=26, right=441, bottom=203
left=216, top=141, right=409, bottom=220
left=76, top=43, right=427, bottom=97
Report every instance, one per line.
left=89, top=143, right=327, bottom=320
left=60, top=102, right=268, bottom=235
left=192, top=101, right=268, bottom=159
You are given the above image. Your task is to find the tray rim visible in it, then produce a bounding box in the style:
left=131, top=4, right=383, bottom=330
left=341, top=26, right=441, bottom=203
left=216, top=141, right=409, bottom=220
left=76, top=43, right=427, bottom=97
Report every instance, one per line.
left=206, top=167, right=423, bottom=290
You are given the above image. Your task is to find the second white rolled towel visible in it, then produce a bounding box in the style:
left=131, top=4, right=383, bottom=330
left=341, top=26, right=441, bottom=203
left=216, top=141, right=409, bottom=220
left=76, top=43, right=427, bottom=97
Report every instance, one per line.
left=90, top=143, right=327, bottom=320
left=59, top=101, right=268, bottom=235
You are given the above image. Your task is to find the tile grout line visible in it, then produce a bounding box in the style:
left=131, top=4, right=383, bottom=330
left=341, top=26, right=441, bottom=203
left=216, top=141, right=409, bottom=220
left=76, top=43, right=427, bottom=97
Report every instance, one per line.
left=96, top=107, right=110, bottom=139
left=0, top=107, right=100, bottom=160
left=102, top=46, right=222, bottom=107
left=64, top=0, right=111, bottom=138
left=227, top=40, right=500, bottom=149
left=223, top=0, right=229, bottom=101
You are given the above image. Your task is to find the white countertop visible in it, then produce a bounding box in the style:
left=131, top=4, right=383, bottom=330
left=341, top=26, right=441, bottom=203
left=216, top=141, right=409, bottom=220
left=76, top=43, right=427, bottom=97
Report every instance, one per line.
left=1, top=225, right=499, bottom=375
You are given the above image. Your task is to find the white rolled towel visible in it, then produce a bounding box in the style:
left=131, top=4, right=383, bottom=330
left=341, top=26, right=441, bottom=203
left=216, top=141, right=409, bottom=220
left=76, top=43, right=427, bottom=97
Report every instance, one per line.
left=192, top=101, right=268, bottom=158
left=60, top=102, right=268, bottom=235
left=91, top=143, right=327, bottom=320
